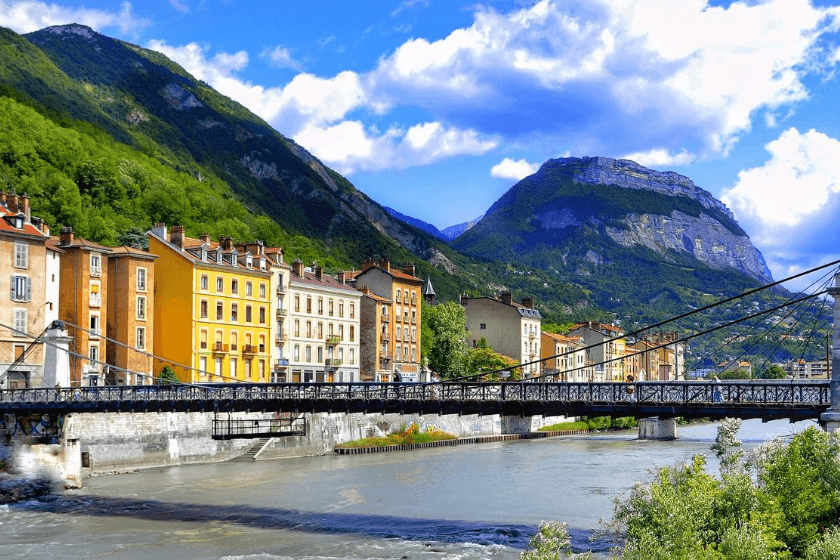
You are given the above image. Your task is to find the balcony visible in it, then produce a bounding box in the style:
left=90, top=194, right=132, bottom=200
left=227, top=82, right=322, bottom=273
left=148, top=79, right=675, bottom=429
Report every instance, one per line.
left=380, top=332, right=390, bottom=342
left=326, top=358, right=343, bottom=367
left=89, top=294, right=102, bottom=308
left=90, top=266, right=102, bottom=278
left=275, top=332, right=287, bottom=345
left=325, top=335, right=341, bottom=345
left=212, top=342, right=229, bottom=353
left=275, top=308, right=287, bottom=319
left=89, top=327, right=101, bottom=338
left=380, top=351, right=391, bottom=361
left=381, top=315, right=390, bottom=323
left=276, top=285, right=286, bottom=295
left=242, top=344, right=257, bottom=354
left=411, top=317, right=416, bottom=324
left=528, top=333, right=535, bottom=340
left=395, top=314, right=402, bottom=322
left=274, top=358, right=290, bottom=369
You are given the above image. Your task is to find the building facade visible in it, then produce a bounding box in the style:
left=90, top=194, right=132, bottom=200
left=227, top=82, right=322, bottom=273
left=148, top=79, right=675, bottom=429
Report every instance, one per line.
left=540, top=332, right=591, bottom=381
left=568, top=322, right=625, bottom=382
left=265, top=247, right=291, bottom=383
left=0, top=191, right=52, bottom=388
left=288, top=260, right=361, bottom=383
left=106, top=246, right=157, bottom=385
left=461, top=291, right=542, bottom=379
left=349, top=259, right=423, bottom=381
left=148, top=225, right=272, bottom=384
left=54, top=227, right=113, bottom=386
left=358, top=287, right=393, bottom=381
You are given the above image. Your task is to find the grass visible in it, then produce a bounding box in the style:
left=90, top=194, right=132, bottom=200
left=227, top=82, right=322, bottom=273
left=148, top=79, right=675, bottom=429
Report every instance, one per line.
left=337, top=423, right=457, bottom=448
left=538, top=421, right=591, bottom=431
left=539, top=416, right=638, bottom=432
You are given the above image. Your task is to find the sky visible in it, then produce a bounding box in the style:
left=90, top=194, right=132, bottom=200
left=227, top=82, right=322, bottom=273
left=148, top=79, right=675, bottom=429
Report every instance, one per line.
left=3, top=0, right=840, bottom=289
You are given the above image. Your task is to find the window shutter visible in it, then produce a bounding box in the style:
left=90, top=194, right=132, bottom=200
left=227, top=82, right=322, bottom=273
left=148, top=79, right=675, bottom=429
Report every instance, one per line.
left=10, top=275, right=14, bottom=300
left=26, top=277, right=32, bottom=302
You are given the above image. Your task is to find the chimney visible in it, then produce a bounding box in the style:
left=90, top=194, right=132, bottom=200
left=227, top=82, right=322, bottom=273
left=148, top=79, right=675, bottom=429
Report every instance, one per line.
left=59, top=226, right=74, bottom=246
left=379, top=256, right=390, bottom=273
left=171, top=225, right=185, bottom=248
left=7, top=189, right=18, bottom=214
left=336, top=271, right=346, bottom=284
left=0, top=190, right=6, bottom=205
left=361, top=258, right=375, bottom=272
left=460, top=294, right=469, bottom=305
left=199, top=232, right=212, bottom=244
left=500, top=290, right=513, bottom=306
left=245, top=240, right=264, bottom=256
left=313, top=263, right=323, bottom=280
left=522, top=296, right=535, bottom=309
left=220, top=236, right=234, bottom=251
left=20, top=194, right=30, bottom=221
left=292, top=259, right=305, bottom=277
left=152, top=222, right=168, bottom=241
left=402, top=262, right=416, bottom=277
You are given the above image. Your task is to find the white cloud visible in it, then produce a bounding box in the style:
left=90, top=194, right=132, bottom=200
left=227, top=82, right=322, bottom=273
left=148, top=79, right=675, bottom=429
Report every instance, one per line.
left=295, top=121, right=499, bottom=175
left=491, top=157, right=540, bottom=180
left=260, top=45, right=303, bottom=71
left=722, top=128, right=840, bottom=231
left=621, top=148, right=695, bottom=168
left=168, top=0, right=189, bottom=14
left=0, top=1, right=150, bottom=36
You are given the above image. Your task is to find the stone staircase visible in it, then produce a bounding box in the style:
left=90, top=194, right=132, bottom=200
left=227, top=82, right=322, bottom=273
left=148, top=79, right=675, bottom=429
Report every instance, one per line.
left=231, top=437, right=272, bottom=461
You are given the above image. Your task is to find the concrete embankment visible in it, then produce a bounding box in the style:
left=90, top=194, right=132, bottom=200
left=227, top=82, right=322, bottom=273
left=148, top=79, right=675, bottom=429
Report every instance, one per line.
left=3, top=411, right=573, bottom=479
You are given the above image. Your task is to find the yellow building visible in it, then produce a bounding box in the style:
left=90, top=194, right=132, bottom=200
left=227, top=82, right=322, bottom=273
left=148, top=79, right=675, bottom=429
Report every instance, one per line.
left=148, top=224, right=272, bottom=384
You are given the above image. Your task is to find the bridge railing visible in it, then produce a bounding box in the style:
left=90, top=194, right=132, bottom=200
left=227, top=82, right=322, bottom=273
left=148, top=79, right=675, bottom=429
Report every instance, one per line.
left=0, top=380, right=829, bottom=408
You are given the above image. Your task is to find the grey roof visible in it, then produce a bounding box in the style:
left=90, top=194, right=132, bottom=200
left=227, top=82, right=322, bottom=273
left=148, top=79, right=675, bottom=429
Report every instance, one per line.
left=423, top=278, right=436, bottom=296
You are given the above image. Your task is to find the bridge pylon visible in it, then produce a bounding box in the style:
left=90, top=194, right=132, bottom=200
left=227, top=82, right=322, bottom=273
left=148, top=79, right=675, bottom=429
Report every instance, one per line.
left=820, top=274, right=840, bottom=432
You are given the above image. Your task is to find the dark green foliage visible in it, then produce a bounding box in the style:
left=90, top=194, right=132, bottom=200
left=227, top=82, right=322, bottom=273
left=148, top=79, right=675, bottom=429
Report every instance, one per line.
left=156, top=365, right=178, bottom=385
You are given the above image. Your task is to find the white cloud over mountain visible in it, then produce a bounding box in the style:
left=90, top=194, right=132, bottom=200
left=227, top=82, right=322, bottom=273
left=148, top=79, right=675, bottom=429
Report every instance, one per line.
left=491, top=158, right=540, bottom=181
left=0, top=0, right=149, bottom=36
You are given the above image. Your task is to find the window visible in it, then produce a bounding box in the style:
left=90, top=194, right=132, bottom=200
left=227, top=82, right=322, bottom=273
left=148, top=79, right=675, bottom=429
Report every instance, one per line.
left=317, top=322, right=323, bottom=338
left=200, top=329, right=208, bottom=349
left=90, top=254, right=101, bottom=276
left=245, top=359, right=252, bottom=378
left=411, top=347, right=416, bottom=361
left=259, top=306, right=266, bottom=324
left=231, top=331, right=238, bottom=351
left=480, top=323, right=486, bottom=329
left=305, top=346, right=312, bottom=362
left=199, top=274, right=208, bottom=291
left=200, top=299, right=208, bottom=318
left=396, top=326, right=401, bottom=340
left=89, top=344, right=99, bottom=366
left=14, top=309, right=26, bottom=335
left=411, top=327, right=416, bottom=342
left=216, top=277, right=224, bottom=293
left=349, top=304, right=355, bottom=319
left=349, top=348, right=355, bottom=365
left=259, top=283, right=266, bottom=298
left=306, top=321, right=312, bottom=338
left=216, top=302, right=223, bottom=320
left=231, top=279, right=239, bottom=294
left=137, top=296, right=147, bottom=319
left=245, top=305, right=252, bottom=323
left=350, top=325, right=355, bottom=342
left=329, top=300, right=333, bottom=316
left=317, top=346, right=323, bottom=362
left=306, top=297, right=312, bottom=313
left=245, top=281, right=252, bottom=296
left=90, top=314, right=100, bottom=336
left=135, top=268, right=147, bottom=291
left=318, top=298, right=323, bottom=314
left=199, top=356, right=207, bottom=377
left=404, top=290, right=409, bottom=303
left=395, top=290, right=401, bottom=303
left=230, top=357, right=237, bottom=379
left=339, top=302, right=344, bottom=317
left=259, top=359, right=266, bottom=380
left=339, top=325, right=344, bottom=340
left=294, top=344, right=300, bottom=361
left=10, top=275, right=31, bottom=302
left=294, top=320, right=300, bottom=337
left=231, top=303, right=238, bottom=322
left=295, top=295, right=300, bottom=312
left=259, top=334, right=266, bottom=353
left=14, top=242, right=28, bottom=269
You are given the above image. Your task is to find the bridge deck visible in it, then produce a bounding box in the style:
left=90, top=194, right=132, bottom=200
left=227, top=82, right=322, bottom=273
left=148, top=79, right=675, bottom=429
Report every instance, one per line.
left=0, top=381, right=828, bottom=421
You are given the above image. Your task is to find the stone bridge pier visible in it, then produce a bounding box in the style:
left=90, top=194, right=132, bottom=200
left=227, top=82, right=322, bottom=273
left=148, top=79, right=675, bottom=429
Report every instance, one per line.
left=820, top=273, right=840, bottom=432
left=638, top=417, right=677, bottom=440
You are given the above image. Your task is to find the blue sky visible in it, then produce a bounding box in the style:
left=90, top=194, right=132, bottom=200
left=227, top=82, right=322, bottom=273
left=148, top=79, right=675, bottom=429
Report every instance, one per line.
left=3, top=0, right=840, bottom=288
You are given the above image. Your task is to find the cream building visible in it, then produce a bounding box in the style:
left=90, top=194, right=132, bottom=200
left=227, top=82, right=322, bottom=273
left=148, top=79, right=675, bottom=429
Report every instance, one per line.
left=460, top=291, right=542, bottom=379
left=288, top=260, right=361, bottom=383
left=541, top=332, right=591, bottom=381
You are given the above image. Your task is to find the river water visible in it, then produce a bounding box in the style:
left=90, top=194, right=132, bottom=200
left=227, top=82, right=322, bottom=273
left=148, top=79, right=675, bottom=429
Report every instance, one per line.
left=0, top=419, right=813, bottom=559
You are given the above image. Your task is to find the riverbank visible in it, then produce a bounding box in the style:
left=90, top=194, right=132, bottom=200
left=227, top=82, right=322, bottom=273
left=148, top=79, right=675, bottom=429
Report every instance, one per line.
left=335, top=428, right=592, bottom=454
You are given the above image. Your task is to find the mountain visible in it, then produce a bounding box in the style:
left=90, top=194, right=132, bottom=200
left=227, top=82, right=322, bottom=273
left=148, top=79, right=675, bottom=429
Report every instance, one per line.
left=384, top=206, right=448, bottom=241
left=0, top=23, right=470, bottom=300
left=453, top=156, right=776, bottom=318
left=441, top=215, right=485, bottom=240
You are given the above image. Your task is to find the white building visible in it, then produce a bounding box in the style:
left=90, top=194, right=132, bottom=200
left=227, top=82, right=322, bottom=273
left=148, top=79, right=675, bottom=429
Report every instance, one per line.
left=288, top=260, right=361, bottom=383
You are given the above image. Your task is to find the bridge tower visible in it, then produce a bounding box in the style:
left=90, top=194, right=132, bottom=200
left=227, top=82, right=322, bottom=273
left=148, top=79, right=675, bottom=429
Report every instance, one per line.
left=820, top=273, right=840, bottom=432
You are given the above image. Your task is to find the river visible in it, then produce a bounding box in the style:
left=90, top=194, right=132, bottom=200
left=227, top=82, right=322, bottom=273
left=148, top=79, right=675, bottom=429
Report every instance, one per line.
left=0, top=418, right=814, bottom=559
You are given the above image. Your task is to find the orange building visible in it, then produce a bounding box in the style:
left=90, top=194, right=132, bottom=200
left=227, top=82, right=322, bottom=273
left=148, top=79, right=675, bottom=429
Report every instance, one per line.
left=106, top=246, right=157, bottom=384
left=53, top=227, right=113, bottom=386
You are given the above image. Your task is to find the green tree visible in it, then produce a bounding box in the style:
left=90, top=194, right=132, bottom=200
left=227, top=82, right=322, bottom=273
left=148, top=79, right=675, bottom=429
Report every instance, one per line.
left=425, top=301, right=470, bottom=380
left=157, top=365, right=179, bottom=385
left=758, top=364, right=787, bottom=379
left=468, top=345, right=519, bottom=380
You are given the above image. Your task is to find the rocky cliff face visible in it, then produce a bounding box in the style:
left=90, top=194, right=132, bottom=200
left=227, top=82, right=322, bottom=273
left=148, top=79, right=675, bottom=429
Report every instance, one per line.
left=547, top=156, right=733, bottom=218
